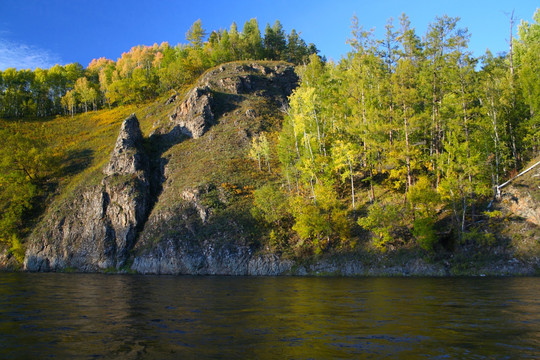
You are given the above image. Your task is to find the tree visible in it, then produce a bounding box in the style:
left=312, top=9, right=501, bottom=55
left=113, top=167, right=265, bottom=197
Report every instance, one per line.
left=252, top=184, right=288, bottom=225
left=249, top=132, right=270, bottom=172
left=358, top=200, right=404, bottom=251
left=344, top=22, right=384, bottom=203
left=515, top=9, right=540, bottom=154
left=61, top=89, right=77, bottom=117
left=332, top=140, right=359, bottom=210
left=408, top=176, right=439, bottom=250
left=264, top=20, right=287, bottom=60
left=286, top=29, right=309, bottom=64
left=64, top=63, right=85, bottom=88
left=391, top=60, right=420, bottom=193
left=241, top=18, right=264, bottom=59
left=422, top=15, right=467, bottom=186
left=74, top=77, right=97, bottom=112
left=0, top=128, right=60, bottom=260
left=186, top=19, right=207, bottom=49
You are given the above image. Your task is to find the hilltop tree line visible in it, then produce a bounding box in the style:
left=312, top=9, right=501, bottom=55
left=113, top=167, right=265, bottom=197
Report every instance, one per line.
left=252, top=11, right=540, bottom=254
left=0, top=19, right=317, bottom=118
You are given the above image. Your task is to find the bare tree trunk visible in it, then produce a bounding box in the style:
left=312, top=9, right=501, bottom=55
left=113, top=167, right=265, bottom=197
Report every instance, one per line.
left=348, top=157, right=356, bottom=210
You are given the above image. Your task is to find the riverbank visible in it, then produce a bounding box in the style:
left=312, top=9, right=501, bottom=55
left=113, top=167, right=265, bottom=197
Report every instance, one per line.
left=3, top=243, right=538, bottom=276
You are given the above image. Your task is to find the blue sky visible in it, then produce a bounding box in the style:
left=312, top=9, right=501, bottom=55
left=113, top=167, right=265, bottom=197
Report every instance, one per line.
left=0, top=0, right=538, bottom=70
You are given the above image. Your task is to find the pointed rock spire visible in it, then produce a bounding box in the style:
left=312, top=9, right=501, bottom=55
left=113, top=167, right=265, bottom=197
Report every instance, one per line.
left=104, top=114, right=147, bottom=176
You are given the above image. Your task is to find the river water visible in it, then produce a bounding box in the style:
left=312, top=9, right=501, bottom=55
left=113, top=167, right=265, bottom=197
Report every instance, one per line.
left=1, top=273, right=539, bottom=359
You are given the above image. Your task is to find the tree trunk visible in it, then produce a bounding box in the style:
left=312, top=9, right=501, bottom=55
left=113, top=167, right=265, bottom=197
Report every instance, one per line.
left=348, top=157, right=355, bottom=210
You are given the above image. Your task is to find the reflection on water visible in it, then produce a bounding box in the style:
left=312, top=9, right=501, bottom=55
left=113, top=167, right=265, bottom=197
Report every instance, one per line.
left=1, top=274, right=539, bottom=359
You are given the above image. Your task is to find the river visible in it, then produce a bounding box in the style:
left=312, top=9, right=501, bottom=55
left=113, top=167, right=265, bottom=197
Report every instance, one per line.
left=1, top=273, right=539, bottom=359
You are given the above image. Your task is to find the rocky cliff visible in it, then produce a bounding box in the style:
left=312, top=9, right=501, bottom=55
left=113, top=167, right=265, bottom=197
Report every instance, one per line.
left=24, top=61, right=299, bottom=274
left=499, top=162, right=540, bottom=227
left=25, top=114, right=151, bottom=271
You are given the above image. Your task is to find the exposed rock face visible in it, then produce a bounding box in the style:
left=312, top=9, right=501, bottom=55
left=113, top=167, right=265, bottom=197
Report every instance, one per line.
left=162, top=62, right=298, bottom=142
left=130, top=62, right=300, bottom=275
left=104, top=114, right=147, bottom=175
left=131, top=240, right=293, bottom=275
left=169, top=87, right=214, bottom=139
left=201, top=62, right=298, bottom=103
left=24, top=114, right=151, bottom=271
left=23, top=62, right=302, bottom=275
left=500, top=166, right=540, bottom=226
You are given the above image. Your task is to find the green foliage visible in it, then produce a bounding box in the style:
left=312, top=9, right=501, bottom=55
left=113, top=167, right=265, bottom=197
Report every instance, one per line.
left=7, top=234, right=25, bottom=263
left=408, top=176, right=439, bottom=217
left=252, top=184, right=288, bottom=224
left=412, top=217, right=437, bottom=251
left=263, top=10, right=540, bottom=256
left=358, top=202, right=404, bottom=251
left=515, top=9, right=540, bottom=153
left=407, top=177, right=439, bottom=251
left=186, top=19, right=207, bottom=49
left=462, top=228, right=497, bottom=247
left=248, top=132, right=270, bottom=172
left=0, top=126, right=64, bottom=261
left=290, top=183, right=350, bottom=254
left=264, top=21, right=287, bottom=60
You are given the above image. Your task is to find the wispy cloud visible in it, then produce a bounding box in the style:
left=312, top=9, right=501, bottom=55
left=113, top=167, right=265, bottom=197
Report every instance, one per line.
left=0, top=38, right=61, bottom=70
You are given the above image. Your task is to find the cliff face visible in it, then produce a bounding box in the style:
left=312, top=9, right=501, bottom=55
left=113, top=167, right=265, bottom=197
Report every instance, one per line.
left=131, top=62, right=298, bottom=275
left=24, top=61, right=299, bottom=274
left=499, top=162, right=540, bottom=227
left=25, top=114, right=151, bottom=271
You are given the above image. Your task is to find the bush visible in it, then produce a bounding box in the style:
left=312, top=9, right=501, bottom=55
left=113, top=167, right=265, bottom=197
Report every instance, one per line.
left=251, top=184, right=288, bottom=224
left=358, top=202, right=404, bottom=251
left=412, top=217, right=437, bottom=251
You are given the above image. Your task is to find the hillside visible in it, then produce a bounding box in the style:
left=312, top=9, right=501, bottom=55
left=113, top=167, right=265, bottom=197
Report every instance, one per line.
left=22, top=61, right=299, bottom=274
left=0, top=61, right=528, bottom=275
left=1, top=10, right=539, bottom=275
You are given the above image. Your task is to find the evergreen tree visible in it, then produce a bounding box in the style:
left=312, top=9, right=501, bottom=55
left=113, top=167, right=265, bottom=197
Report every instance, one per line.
left=241, top=18, right=264, bottom=60
left=186, top=19, right=207, bottom=49
left=264, top=20, right=287, bottom=60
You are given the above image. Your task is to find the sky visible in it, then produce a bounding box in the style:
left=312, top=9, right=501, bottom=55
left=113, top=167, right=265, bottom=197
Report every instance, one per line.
left=0, top=0, right=538, bottom=70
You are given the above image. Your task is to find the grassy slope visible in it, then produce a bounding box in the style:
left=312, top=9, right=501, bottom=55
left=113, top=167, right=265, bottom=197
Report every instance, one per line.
left=0, top=95, right=179, bottom=254
left=1, top=61, right=289, bottom=265
left=139, top=62, right=289, bottom=252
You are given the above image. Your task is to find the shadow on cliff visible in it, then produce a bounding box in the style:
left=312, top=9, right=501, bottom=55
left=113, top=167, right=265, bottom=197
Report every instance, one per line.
left=142, top=91, right=242, bottom=205
left=211, top=91, right=243, bottom=118
left=141, top=131, right=185, bottom=225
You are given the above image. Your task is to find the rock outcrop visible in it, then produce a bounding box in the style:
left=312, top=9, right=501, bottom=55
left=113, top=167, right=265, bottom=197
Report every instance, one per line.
left=104, top=114, right=148, bottom=175
left=130, top=62, right=299, bottom=275
left=162, top=62, right=298, bottom=141
left=24, top=114, right=151, bottom=271
left=201, top=62, right=298, bottom=102
left=169, top=87, right=214, bottom=139
left=499, top=164, right=540, bottom=226
left=22, top=62, right=300, bottom=275
left=131, top=240, right=293, bottom=275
